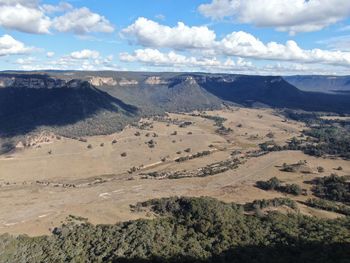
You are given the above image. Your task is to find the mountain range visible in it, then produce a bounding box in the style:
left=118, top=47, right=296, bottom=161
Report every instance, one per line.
left=0, top=71, right=349, bottom=138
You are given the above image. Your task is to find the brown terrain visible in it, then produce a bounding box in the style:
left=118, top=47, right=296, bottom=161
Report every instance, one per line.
left=0, top=107, right=349, bottom=236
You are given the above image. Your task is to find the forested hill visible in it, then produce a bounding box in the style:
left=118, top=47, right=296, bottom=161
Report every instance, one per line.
left=0, top=197, right=349, bottom=262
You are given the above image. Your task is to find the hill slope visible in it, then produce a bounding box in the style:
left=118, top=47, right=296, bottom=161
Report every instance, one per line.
left=284, top=75, right=350, bottom=94
left=1, top=72, right=350, bottom=139
left=0, top=76, right=139, bottom=137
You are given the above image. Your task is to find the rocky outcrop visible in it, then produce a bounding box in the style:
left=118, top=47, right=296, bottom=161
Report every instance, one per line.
left=89, top=77, right=117, bottom=87
left=119, top=79, right=139, bottom=86
left=0, top=77, right=15, bottom=88
left=145, top=76, right=168, bottom=85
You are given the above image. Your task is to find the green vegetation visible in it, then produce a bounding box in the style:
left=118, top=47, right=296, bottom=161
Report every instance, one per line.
left=305, top=198, right=350, bottom=216
left=256, top=177, right=303, bottom=196
left=311, top=174, right=350, bottom=204
left=303, top=126, right=350, bottom=159
left=256, top=177, right=281, bottom=191
left=175, top=150, right=211, bottom=163
left=196, top=115, right=227, bottom=127
left=1, top=197, right=349, bottom=262
left=280, top=110, right=350, bottom=159
left=243, top=198, right=297, bottom=211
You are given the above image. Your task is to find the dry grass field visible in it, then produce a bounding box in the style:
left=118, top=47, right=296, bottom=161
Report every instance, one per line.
left=0, top=107, right=349, bottom=236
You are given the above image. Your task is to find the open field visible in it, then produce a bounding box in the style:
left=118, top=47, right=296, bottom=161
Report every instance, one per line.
left=1, top=107, right=349, bottom=236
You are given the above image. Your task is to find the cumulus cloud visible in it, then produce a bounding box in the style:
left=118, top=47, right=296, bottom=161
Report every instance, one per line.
left=15, top=56, right=37, bottom=65
left=0, top=34, right=32, bottom=56
left=47, top=52, right=118, bottom=71
left=46, top=51, right=55, bottom=58
left=198, top=0, right=350, bottom=34
left=41, top=2, right=73, bottom=14
left=122, top=17, right=216, bottom=49
left=0, top=0, right=38, bottom=7
left=0, top=3, right=51, bottom=34
left=120, top=48, right=253, bottom=71
left=53, top=7, right=114, bottom=35
left=0, top=1, right=114, bottom=35
left=119, top=48, right=349, bottom=75
left=220, top=31, right=350, bottom=66
left=123, top=18, right=350, bottom=67
left=70, top=49, right=100, bottom=59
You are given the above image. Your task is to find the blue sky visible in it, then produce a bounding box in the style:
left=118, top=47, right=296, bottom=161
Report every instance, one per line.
left=0, top=0, right=349, bottom=75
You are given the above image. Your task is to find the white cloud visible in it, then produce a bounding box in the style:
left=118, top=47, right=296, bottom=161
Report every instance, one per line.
left=122, top=17, right=216, bottom=49
left=123, top=19, right=350, bottom=68
left=70, top=49, right=100, bottom=59
left=47, top=52, right=118, bottom=71
left=41, top=2, right=72, bottom=14
left=15, top=56, right=36, bottom=65
left=120, top=48, right=253, bottom=72
left=46, top=51, right=55, bottom=58
left=220, top=31, right=350, bottom=66
left=0, top=34, right=32, bottom=56
left=119, top=48, right=350, bottom=75
left=198, top=0, right=350, bottom=34
left=53, top=7, right=114, bottom=34
left=0, top=4, right=51, bottom=34
left=0, top=1, right=114, bottom=35
left=155, top=14, right=165, bottom=21
left=0, top=0, right=38, bottom=7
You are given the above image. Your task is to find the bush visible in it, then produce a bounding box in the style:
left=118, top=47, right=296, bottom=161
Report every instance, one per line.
left=281, top=184, right=302, bottom=196
left=256, top=178, right=302, bottom=196
left=312, top=174, right=350, bottom=203
left=256, top=177, right=281, bottom=190
left=317, top=166, right=325, bottom=173
left=184, top=148, right=191, bottom=153
left=305, top=198, right=350, bottom=216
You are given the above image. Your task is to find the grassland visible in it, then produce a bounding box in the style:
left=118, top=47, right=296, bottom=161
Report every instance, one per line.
left=0, top=107, right=349, bottom=236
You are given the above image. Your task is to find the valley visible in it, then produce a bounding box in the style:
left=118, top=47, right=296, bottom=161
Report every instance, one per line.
left=1, top=106, right=349, bottom=236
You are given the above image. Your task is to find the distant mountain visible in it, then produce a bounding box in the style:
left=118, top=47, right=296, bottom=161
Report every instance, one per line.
left=284, top=75, right=350, bottom=94
left=0, top=72, right=350, bottom=138
left=197, top=75, right=350, bottom=113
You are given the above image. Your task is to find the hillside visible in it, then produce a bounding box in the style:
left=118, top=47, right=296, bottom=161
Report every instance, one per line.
left=1, top=72, right=350, bottom=140
left=284, top=75, right=350, bottom=94
left=61, top=71, right=350, bottom=114
left=198, top=75, right=350, bottom=113
left=0, top=75, right=139, bottom=138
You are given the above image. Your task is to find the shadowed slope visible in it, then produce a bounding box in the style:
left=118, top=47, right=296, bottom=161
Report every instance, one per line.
left=0, top=78, right=139, bottom=137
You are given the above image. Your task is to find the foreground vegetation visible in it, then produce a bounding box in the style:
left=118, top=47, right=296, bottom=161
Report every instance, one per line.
left=1, top=197, right=349, bottom=262
left=311, top=174, right=350, bottom=204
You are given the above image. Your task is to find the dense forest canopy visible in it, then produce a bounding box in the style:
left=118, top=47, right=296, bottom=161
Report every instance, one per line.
left=1, top=197, right=349, bottom=263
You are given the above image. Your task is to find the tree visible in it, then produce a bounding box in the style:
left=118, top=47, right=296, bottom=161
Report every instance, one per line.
left=184, top=148, right=191, bottom=153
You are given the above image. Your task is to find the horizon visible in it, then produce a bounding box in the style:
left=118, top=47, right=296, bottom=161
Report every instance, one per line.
left=0, top=69, right=349, bottom=78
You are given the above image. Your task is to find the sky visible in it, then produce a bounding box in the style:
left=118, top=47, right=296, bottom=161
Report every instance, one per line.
left=0, top=0, right=350, bottom=75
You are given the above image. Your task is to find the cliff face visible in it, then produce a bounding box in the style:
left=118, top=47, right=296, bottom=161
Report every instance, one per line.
left=284, top=75, right=350, bottom=93
left=0, top=74, right=66, bottom=89
left=0, top=75, right=139, bottom=137
left=1, top=71, right=350, bottom=138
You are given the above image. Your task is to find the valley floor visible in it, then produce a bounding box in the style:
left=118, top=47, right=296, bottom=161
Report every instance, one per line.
left=0, top=107, right=349, bottom=236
